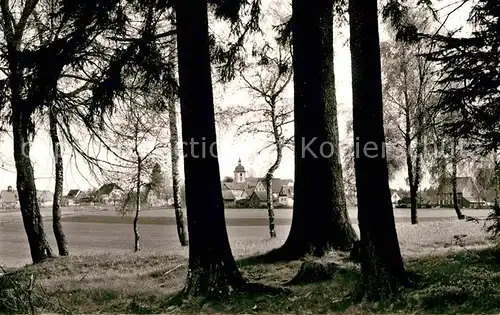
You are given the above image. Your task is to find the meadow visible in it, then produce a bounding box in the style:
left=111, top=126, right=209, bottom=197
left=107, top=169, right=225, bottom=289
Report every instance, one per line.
left=1, top=207, right=499, bottom=313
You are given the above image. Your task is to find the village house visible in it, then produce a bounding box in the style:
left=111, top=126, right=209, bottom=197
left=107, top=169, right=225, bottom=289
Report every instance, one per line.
left=437, top=177, right=484, bottom=208
left=143, top=187, right=169, bottom=207
left=222, top=181, right=251, bottom=201
left=65, top=189, right=84, bottom=205
left=278, top=185, right=294, bottom=207
left=390, top=190, right=401, bottom=205
left=221, top=159, right=293, bottom=208
left=247, top=191, right=269, bottom=208
left=95, top=183, right=124, bottom=205
left=222, top=190, right=237, bottom=208
left=0, top=186, right=18, bottom=209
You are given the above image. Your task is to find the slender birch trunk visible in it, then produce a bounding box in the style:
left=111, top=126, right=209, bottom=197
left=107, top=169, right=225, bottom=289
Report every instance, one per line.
left=168, top=97, right=188, bottom=246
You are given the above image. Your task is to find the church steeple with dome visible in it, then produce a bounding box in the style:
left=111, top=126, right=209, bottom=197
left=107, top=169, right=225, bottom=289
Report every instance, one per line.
left=234, top=158, right=246, bottom=183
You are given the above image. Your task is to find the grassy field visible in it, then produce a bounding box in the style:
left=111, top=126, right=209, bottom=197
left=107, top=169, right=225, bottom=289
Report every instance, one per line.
left=1, top=220, right=499, bottom=314
left=0, top=211, right=494, bottom=267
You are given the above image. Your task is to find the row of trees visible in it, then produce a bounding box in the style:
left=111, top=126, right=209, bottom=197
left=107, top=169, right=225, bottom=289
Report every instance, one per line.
left=342, top=2, right=500, bottom=225
left=1, top=0, right=498, bottom=302
left=0, top=0, right=190, bottom=259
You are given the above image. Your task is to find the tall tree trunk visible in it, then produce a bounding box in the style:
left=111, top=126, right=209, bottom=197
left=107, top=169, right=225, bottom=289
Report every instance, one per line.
left=407, top=128, right=424, bottom=225
left=175, top=0, right=245, bottom=298
left=413, top=125, right=424, bottom=214
left=271, top=0, right=357, bottom=260
left=409, top=183, right=418, bottom=224
left=7, top=41, right=53, bottom=263
left=168, top=97, right=188, bottom=246
left=451, top=138, right=465, bottom=219
left=402, top=55, right=418, bottom=225
left=133, top=123, right=141, bottom=252
left=133, top=169, right=141, bottom=252
left=494, top=151, right=500, bottom=215
left=13, top=111, right=53, bottom=263
left=405, top=134, right=418, bottom=224
left=49, top=109, right=68, bottom=256
left=349, top=0, right=408, bottom=300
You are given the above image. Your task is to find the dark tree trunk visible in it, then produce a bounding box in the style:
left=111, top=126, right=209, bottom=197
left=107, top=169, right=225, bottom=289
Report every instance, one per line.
left=451, top=138, right=465, bottom=219
left=3, top=6, right=54, bottom=264
left=49, top=109, right=68, bottom=256
left=13, top=111, right=53, bottom=263
left=7, top=41, right=53, bottom=263
left=403, top=61, right=418, bottom=225
left=413, top=126, right=424, bottom=221
left=168, top=97, right=188, bottom=246
left=175, top=0, right=245, bottom=298
left=133, top=122, right=141, bottom=252
left=348, top=0, right=408, bottom=300
left=405, top=133, right=418, bottom=225
left=409, top=184, right=418, bottom=224
left=408, top=155, right=422, bottom=225
left=272, top=0, right=357, bottom=260
left=133, top=176, right=141, bottom=252
left=494, top=151, right=499, bottom=214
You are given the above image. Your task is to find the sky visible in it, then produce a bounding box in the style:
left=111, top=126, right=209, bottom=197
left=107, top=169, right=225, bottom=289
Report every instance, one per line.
left=0, top=0, right=472, bottom=194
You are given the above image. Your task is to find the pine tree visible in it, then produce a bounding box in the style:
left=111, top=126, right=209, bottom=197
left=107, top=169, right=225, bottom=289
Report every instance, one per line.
left=349, top=0, right=408, bottom=299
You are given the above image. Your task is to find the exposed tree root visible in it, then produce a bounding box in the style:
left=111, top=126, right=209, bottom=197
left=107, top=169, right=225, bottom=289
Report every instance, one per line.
left=286, top=260, right=339, bottom=286
left=179, top=263, right=290, bottom=301
left=349, top=240, right=362, bottom=263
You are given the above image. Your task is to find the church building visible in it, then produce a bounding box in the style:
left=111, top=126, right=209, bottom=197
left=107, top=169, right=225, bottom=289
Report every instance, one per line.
left=221, top=158, right=294, bottom=208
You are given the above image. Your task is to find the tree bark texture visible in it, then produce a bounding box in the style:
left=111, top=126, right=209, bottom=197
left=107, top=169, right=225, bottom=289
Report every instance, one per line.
left=13, top=110, right=53, bottom=263
left=275, top=0, right=357, bottom=260
left=175, top=0, right=245, bottom=298
left=168, top=97, right=188, bottom=246
left=494, top=151, right=500, bottom=215
left=404, top=114, right=418, bottom=225
left=349, top=0, right=408, bottom=299
left=133, top=121, right=141, bottom=252
left=7, top=41, right=53, bottom=263
left=451, top=138, right=465, bottom=219
left=49, top=109, right=69, bottom=256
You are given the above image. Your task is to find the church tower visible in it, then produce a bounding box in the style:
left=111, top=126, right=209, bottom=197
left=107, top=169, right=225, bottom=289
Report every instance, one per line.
left=233, top=158, right=246, bottom=183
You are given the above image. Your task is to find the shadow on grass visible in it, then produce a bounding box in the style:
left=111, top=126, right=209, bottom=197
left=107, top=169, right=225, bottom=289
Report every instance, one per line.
left=2, top=246, right=500, bottom=314
left=236, top=248, right=286, bottom=267
left=236, top=245, right=316, bottom=267
left=189, top=246, right=500, bottom=314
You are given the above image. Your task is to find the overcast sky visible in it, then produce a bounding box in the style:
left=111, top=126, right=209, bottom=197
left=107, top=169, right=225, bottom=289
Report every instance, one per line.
left=0, top=0, right=471, bottom=193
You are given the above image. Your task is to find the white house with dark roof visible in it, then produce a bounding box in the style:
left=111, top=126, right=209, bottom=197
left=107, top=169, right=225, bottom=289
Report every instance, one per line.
left=278, top=186, right=294, bottom=207
left=95, top=183, right=124, bottom=205
left=66, top=189, right=83, bottom=205
left=437, top=177, right=483, bottom=208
